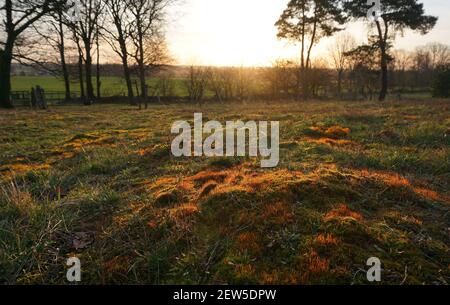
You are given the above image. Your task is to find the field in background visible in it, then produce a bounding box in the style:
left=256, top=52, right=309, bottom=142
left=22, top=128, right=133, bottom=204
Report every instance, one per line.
left=0, top=99, right=449, bottom=284
left=11, top=76, right=433, bottom=101
left=11, top=76, right=189, bottom=98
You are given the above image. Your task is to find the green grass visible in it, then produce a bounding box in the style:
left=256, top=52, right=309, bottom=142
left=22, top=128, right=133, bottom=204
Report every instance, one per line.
left=0, top=99, right=449, bottom=284
left=11, top=76, right=189, bottom=97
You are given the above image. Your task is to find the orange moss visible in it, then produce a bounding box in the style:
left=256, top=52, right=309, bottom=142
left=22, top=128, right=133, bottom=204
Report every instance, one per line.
left=242, top=170, right=295, bottom=191
left=234, top=264, right=255, bottom=279
left=169, top=204, right=199, bottom=219
left=212, top=184, right=252, bottom=196
left=305, top=137, right=354, bottom=146
left=189, top=171, right=229, bottom=185
left=413, top=188, right=444, bottom=202
left=304, top=250, right=330, bottom=275
left=237, top=232, right=262, bottom=254
left=353, top=169, right=450, bottom=203
left=149, top=177, right=178, bottom=189
left=261, top=202, right=294, bottom=225
left=325, top=204, right=363, bottom=222
left=308, top=125, right=351, bottom=139
left=0, top=163, right=50, bottom=179
left=314, top=234, right=340, bottom=246
left=325, top=126, right=351, bottom=138
left=199, top=181, right=218, bottom=197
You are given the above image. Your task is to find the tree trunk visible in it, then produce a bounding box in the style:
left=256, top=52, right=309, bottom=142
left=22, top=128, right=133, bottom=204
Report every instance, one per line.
left=78, top=53, right=85, bottom=99
left=58, top=17, right=71, bottom=101
left=0, top=40, right=14, bottom=108
left=337, top=69, right=343, bottom=98
left=84, top=41, right=95, bottom=101
left=376, top=20, right=389, bottom=101
left=113, top=16, right=134, bottom=105
left=379, top=50, right=388, bottom=101
left=138, top=35, right=147, bottom=101
left=122, top=58, right=134, bottom=105
left=96, top=32, right=101, bottom=100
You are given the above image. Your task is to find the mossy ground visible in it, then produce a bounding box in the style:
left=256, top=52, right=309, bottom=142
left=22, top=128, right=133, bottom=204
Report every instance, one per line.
left=0, top=99, right=449, bottom=284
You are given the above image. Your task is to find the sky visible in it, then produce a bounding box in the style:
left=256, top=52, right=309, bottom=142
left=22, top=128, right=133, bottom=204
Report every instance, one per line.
left=166, top=0, right=450, bottom=67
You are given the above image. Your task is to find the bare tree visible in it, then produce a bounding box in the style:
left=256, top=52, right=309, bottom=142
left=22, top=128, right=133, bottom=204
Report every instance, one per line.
left=128, top=0, right=174, bottom=103
left=390, top=49, right=412, bottom=92
left=185, top=65, right=208, bottom=105
left=276, top=0, right=347, bottom=100
left=263, top=60, right=297, bottom=99
left=0, top=0, right=65, bottom=108
left=69, top=0, right=104, bottom=102
left=328, top=33, right=356, bottom=98
left=103, top=0, right=135, bottom=105
left=26, top=9, right=74, bottom=101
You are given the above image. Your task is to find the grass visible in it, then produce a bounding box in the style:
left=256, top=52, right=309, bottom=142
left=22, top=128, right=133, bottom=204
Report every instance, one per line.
left=11, top=76, right=189, bottom=97
left=0, top=99, right=449, bottom=285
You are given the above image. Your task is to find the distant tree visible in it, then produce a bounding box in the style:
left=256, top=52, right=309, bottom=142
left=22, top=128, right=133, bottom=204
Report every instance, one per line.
left=415, top=43, right=450, bottom=71
left=208, top=67, right=238, bottom=102
left=328, top=33, right=356, bottom=98
left=345, top=45, right=380, bottom=100
left=103, top=0, right=135, bottom=105
left=185, top=65, right=208, bottom=106
left=433, top=64, right=450, bottom=98
left=344, top=0, right=437, bottom=101
left=276, top=0, right=346, bottom=99
left=128, top=0, right=174, bottom=103
left=0, top=0, right=65, bottom=108
left=389, top=49, right=413, bottom=93
left=308, top=58, right=331, bottom=98
left=264, top=59, right=297, bottom=99
left=28, top=9, right=73, bottom=101
left=68, top=0, right=104, bottom=102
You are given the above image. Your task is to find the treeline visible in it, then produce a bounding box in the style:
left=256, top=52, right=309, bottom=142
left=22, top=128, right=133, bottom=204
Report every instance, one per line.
left=1, top=0, right=449, bottom=109
left=181, top=41, right=450, bottom=103
left=0, top=0, right=175, bottom=108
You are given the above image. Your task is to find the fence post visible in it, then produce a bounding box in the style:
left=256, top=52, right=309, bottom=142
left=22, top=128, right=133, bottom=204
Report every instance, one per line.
left=30, top=87, right=37, bottom=108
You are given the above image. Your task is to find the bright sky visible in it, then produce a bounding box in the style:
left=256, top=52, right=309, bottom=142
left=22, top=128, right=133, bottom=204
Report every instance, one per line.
left=166, top=0, right=450, bottom=67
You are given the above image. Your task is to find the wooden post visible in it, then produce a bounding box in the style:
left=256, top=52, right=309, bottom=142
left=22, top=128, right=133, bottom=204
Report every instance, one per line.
left=144, top=84, right=149, bottom=109
left=30, top=87, right=37, bottom=108
left=35, top=86, right=48, bottom=110
left=134, top=80, right=141, bottom=110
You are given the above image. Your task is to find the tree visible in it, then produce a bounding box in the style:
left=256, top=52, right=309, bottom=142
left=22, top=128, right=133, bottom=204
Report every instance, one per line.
left=328, top=33, right=356, bottom=98
left=345, top=45, right=380, bottom=100
left=69, top=0, right=104, bottom=102
left=276, top=0, right=346, bottom=99
left=28, top=9, right=73, bottom=101
left=344, top=0, right=437, bottom=101
left=390, top=49, right=412, bottom=92
left=103, top=0, right=135, bottom=105
left=0, top=0, right=65, bottom=108
left=264, top=59, right=297, bottom=99
left=432, top=64, right=450, bottom=98
left=185, top=65, right=208, bottom=105
left=128, top=0, right=174, bottom=103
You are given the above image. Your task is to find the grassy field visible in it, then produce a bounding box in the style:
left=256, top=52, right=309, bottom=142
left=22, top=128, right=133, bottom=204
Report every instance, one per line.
left=11, top=76, right=189, bottom=97
left=0, top=99, right=449, bottom=284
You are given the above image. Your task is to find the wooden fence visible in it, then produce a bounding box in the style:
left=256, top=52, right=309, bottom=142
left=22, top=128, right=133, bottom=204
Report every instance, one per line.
left=10, top=90, right=78, bottom=106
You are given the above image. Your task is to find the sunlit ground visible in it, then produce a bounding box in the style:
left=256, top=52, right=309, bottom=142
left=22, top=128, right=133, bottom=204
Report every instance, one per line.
left=0, top=99, right=449, bottom=284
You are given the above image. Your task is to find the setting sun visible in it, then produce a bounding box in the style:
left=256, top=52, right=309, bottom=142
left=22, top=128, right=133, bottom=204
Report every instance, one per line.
left=168, top=0, right=299, bottom=66
left=168, top=0, right=450, bottom=66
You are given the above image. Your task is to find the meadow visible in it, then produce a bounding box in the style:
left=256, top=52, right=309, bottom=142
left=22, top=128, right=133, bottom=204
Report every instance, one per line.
left=0, top=99, right=449, bottom=284
left=11, top=76, right=189, bottom=97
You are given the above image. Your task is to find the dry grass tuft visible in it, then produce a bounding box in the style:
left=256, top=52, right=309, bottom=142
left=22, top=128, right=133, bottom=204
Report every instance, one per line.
left=325, top=204, right=363, bottom=222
